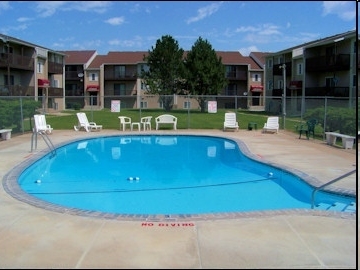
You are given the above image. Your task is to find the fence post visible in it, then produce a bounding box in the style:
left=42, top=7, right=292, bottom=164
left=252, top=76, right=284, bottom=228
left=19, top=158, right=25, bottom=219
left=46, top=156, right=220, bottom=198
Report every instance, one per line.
left=323, top=97, right=327, bottom=141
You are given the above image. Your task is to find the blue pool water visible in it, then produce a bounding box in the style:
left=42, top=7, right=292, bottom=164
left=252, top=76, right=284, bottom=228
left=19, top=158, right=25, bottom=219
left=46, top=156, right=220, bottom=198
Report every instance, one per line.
left=18, top=135, right=355, bottom=215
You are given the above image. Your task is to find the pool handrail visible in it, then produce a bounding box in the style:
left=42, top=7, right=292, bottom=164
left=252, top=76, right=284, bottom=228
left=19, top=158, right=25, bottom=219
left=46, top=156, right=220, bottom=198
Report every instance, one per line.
left=311, top=169, right=356, bottom=209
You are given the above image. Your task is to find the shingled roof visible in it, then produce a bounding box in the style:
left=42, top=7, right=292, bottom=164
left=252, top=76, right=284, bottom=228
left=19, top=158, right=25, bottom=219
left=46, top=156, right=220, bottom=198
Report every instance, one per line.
left=60, top=50, right=97, bottom=64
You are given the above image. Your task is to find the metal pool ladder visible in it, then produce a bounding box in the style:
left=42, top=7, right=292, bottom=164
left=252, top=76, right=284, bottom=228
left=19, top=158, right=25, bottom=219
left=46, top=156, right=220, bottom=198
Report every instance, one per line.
left=311, top=169, right=356, bottom=209
left=31, top=130, right=56, bottom=157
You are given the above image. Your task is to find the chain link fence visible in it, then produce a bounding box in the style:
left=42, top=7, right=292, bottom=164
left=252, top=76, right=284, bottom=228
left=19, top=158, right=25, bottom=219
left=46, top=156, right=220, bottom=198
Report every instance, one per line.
left=0, top=95, right=356, bottom=139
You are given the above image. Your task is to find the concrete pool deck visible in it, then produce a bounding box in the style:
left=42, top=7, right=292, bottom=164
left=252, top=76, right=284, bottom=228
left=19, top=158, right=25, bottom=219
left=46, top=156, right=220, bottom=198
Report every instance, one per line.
left=0, top=128, right=356, bottom=268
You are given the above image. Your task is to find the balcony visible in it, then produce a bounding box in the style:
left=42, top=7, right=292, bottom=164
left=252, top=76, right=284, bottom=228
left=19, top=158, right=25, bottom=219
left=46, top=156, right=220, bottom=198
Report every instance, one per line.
left=226, top=70, right=247, bottom=80
left=65, top=71, right=84, bottom=80
left=305, top=86, right=349, bottom=97
left=306, top=54, right=350, bottom=72
left=48, top=61, right=63, bottom=74
left=272, top=62, right=292, bottom=76
left=0, top=53, right=34, bottom=71
left=104, top=66, right=138, bottom=81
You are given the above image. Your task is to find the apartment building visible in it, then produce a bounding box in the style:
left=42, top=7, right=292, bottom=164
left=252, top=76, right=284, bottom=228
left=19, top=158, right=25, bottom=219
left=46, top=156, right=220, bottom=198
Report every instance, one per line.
left=61, top=50, right=267, bottom=112
left=0, top=34, right=65, bottom=112
left=3, top=30, right=356, bottom=116
left=265, top=30, right=357, bottom=116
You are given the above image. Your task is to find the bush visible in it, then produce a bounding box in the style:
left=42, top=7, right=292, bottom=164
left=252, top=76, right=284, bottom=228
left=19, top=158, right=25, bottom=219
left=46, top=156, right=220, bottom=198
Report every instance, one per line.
left=304, top=106, right=356, bottom=136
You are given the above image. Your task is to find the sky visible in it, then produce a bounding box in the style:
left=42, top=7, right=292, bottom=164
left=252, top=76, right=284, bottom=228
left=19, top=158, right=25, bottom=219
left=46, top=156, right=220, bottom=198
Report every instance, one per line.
left=0, top=1, right=357, bottom=56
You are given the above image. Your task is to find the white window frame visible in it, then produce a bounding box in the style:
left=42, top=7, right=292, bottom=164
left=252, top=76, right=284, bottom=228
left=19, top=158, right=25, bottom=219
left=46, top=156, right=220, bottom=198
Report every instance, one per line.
left=37, top=60, right=44, bottom=74
left=140, top=101, right=148, bottom=108
left=183, top=101, right=191, bottom=109
left=296, top=63, right=303, bottom=75
left=252, top=74, right=261, bottom=82
left=53, top=79, right=59, bottom=87
left=89, top=73, right=98, bottom=81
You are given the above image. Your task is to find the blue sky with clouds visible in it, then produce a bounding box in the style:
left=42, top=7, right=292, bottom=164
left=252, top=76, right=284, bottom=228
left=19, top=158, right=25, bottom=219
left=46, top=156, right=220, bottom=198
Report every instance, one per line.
left=0, top=1, right=356, bottom=56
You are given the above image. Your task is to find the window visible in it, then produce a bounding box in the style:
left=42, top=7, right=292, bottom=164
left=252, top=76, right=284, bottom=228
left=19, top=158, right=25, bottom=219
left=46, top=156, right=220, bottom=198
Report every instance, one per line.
left=277, top=57, right=283, bottom=64
left=325, top=77, right=335, bottom=87
left=141, top=82, right=149, bottom=90
left=252, top=74, right=260, bottom=82
left=89, top=73, right=98, bottom=81
left=53, top=79, right=59, bottom=87
left=141, top=101, right=148, bottom=108
left=37, top=60, right=44, bottom=73
left=226, top=83, right=237, bottom=95
left=226, top=66, right=236, bottom=77
left=353, top=74, right=356, bottom=87
left=3, top=45, right=13, bottom=54
left=296, top=63, right=303, bottom=75
left=3, top=74, right=14, bottom=86
left=278, top=80, right=283, bottom=89
left=267, top=59, right=273, bottom=68
left=114, top=84, right=126, bottom=95
left=267, top=80, right=273, bottom=90
left=183, top=101, right=191, bottom=109
left=115, top=66, right=126, bottom=78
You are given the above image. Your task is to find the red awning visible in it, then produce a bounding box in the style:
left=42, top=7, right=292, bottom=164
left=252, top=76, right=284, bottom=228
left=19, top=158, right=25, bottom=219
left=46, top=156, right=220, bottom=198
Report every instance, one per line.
left=38, top=79, right=50, bottom=87
left=289, top=81, right=302, bottom=89
left=250, top=85, right=263, bottom=92
left=86, top=85, right=99, bottom=92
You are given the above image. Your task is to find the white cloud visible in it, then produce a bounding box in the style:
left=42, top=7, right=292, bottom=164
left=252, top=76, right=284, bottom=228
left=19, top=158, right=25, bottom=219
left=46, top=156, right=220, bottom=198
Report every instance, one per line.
left=105, top=17, right=125, bottom=26
left=108, top=36, right=143, bottom=48
left=238, top=45, right=258, bottom=56
left=35, top=1, right=67, bottom=17
left=322, top=1, right=355, bottom=21
left=186, top=2, right=223, bottom=24
left=0, top=1, right=11, bottom=11
left=17, top=17, right=32, bottom=23
left=35, top=1, right=112, bottom=17
left=236, top=24, right=281, bottom=36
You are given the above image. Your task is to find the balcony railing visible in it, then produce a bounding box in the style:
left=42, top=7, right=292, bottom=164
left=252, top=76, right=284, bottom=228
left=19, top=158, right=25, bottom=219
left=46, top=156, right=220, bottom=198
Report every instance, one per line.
left=104, top=70, right=138, bottom=80
left=65, top=71, right=84, bottom=80
left=305, top=86, right=349, bottom=97
left=272, top=62, right=292, bottom=76
left=306, top=54, right=350, bottom=72
left=48, top=62, right=63, bottom=74
left=0, top=53, right=34, bottom=71
left=103, top=66, right=138, bottom=81
left=226, top=70, right=247, bottom=80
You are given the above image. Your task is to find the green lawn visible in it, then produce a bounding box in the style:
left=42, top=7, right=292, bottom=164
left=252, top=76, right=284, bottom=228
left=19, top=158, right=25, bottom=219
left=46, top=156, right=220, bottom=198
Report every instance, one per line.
left=43, top=108, right=324, bottom=139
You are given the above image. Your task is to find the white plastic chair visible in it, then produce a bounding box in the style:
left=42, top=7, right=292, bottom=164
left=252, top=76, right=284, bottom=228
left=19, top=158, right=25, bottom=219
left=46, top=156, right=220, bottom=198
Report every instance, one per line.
left=118, top=116, right=132, bottom=131
left=141, top=116, right=152, bottom=131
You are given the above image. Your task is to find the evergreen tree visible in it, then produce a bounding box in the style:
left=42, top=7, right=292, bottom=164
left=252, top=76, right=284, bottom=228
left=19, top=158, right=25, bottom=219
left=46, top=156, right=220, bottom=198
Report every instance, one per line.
left=142, top=35, right=185, bottom=111
left=184, top=37, right=228, bottom=112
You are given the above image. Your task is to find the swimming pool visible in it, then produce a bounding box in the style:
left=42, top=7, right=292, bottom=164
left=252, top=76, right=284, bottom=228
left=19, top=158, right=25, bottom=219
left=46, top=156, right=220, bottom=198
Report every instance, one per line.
left=13, top=135, right=356, bottom=216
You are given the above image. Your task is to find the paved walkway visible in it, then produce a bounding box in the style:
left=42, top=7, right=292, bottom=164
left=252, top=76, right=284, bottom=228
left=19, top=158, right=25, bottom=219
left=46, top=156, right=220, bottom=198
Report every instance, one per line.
left=0, top=129, right=356, bottom=268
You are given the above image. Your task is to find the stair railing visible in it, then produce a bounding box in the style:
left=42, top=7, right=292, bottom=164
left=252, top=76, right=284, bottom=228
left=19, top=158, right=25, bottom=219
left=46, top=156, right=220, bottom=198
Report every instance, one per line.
left=311, top=169, right=356, bottom=209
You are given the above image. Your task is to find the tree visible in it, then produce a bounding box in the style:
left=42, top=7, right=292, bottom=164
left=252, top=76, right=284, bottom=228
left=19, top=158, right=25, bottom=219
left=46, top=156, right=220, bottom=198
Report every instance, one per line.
left=142, top=35, right=185, bottom=111
left=184, top=37, right=228, bottom=112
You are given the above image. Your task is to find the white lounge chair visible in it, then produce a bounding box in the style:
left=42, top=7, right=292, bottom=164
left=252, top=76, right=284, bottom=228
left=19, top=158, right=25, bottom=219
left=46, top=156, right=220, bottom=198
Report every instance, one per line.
left=262, top=116, right=279, bottom=133
left=74, top=112, right=102, bottom=132
left=118, top=116, right=132, bottom=131
left=223, top=112, right=239, bottom=131
left=141, top=116, right=152, bottom=131
left=33, top=114, right=53, bottom=134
